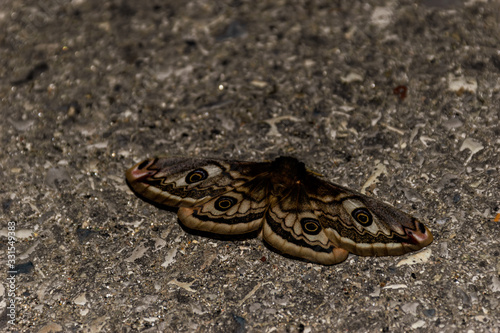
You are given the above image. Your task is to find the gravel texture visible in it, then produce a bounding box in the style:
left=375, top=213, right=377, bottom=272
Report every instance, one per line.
left=1, top=0, right=499, bottom=332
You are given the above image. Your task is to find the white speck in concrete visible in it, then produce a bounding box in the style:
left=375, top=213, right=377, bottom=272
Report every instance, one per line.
left=460, top=138, right=484, bottom=165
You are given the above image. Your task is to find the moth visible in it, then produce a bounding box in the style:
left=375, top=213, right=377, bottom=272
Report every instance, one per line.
left=125, top=156, right=433, bottom=265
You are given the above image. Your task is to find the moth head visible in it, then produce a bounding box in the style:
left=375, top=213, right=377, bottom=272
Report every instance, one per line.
left=329, top=198, right=433, bottom=257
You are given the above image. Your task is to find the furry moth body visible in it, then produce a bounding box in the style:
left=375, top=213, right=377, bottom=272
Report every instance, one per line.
left=126, top=156, right=433, bottom=265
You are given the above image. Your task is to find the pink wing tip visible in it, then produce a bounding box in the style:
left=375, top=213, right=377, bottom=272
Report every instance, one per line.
left=126, top=159, right=157, bottom=183
left=405, top=220, right=433, bottom=247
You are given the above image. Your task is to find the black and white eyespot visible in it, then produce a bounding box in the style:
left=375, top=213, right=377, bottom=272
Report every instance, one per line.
left=185, top=168, right=208, bottom=184
left=351, top=208, right=373, bottom=227
left=214, top=196, right=238, bottom=211
left=300, top=218, right=322, bottom=235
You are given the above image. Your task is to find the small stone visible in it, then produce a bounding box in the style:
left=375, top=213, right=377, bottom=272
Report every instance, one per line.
left=423, top=309, right=436, bottom=317
left=74, top=293, right=87, bottom=306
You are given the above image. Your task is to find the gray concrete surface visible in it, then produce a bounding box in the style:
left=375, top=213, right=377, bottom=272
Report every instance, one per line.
left=1, top=0, right=499, bottom=332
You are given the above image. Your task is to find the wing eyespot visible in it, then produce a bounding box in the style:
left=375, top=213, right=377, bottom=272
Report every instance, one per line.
left=214, top=196, right=237, bottom=211
left=300, top=218, right=321, bottom=235
left=351, top=208, right=373, bottom=227
left=186, top=168, right=208, bottom=184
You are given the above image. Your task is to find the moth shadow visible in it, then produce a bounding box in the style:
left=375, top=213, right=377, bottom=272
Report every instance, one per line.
left=180, top=222, right=322, bottom=265
left=177, top=221, right=261, bottom=241
left=261, top=241, right=322, bottom=265
left=180, top=222, right=320, bottom=264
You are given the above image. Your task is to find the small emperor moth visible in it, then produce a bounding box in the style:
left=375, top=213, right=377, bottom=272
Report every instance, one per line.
left=125, top=156, right=433, bottom=265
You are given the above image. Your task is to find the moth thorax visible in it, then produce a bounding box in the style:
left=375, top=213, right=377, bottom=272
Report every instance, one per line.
left=270, top=183, right=290, bottom=197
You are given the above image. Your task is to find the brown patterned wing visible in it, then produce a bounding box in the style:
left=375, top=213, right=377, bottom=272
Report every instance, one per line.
left=126, top=157, right=273, bottom=235
left=126, top=157, right=270, bottom=207
left=177, top=174, right=271, bottom=235
left=262, top=185, right=349, bottom=265
left=303, top=173, right=433, bottom=257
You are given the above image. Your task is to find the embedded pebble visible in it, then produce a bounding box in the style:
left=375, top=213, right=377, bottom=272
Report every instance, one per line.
left=460, top=138, right=484, bottom=164
left=396, top=248, right=432, bottom=267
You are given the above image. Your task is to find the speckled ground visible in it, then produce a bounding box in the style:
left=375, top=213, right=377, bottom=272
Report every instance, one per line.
left=1, top=0, right=499, bottom=332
